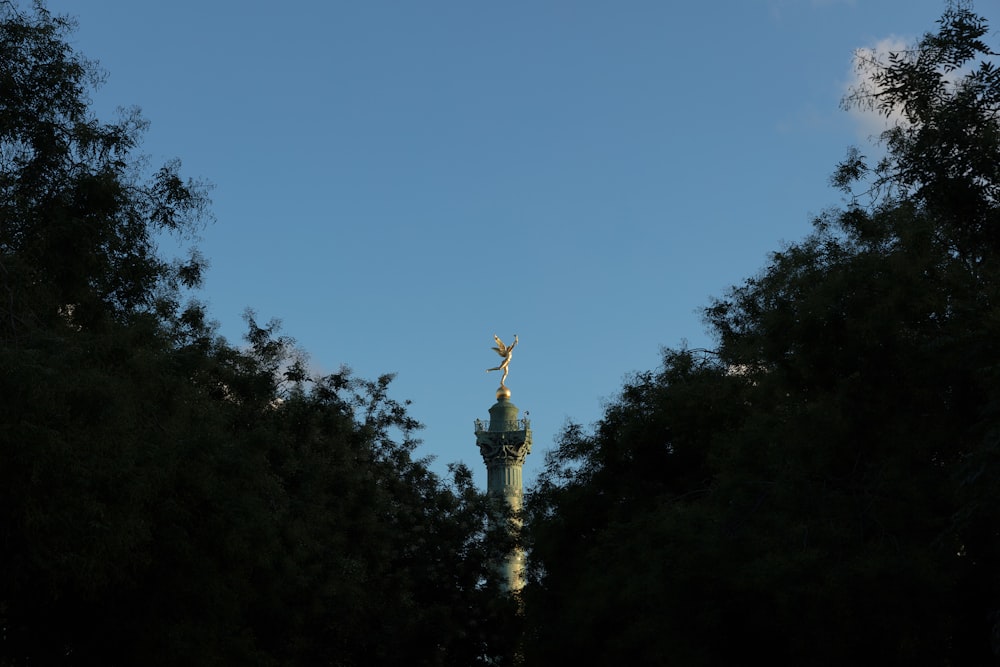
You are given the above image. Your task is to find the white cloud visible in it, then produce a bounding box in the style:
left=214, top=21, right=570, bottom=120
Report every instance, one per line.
left=843, top=36, right=911, bottom=140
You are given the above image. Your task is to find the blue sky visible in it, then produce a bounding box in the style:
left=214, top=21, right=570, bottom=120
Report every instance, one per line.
left=35, top=0, right=991, bottom=490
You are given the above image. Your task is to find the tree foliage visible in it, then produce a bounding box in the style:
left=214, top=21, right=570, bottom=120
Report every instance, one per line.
left=0, top=3, right=517, bottom=665
left=524, top=3, right=1000, bottom=664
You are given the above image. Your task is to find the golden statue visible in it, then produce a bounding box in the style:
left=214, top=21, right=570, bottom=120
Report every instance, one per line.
left=486, top=334, right=518, bottom=387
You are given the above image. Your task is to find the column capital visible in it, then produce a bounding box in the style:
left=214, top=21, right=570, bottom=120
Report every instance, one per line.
left=475, top=429, right=532, bottom=466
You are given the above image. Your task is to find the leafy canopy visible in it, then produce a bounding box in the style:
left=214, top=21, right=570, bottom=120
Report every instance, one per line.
left=0, top=3, right=520, bottom=665
left=524, top=3, right=1000, bottom=665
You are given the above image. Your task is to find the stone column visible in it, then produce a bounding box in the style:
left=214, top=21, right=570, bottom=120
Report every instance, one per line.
left=474, top=385, right=532, bottom=592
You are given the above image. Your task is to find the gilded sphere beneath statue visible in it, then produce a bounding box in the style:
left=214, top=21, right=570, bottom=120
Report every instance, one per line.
left=496, top=386, right=511, bottom=400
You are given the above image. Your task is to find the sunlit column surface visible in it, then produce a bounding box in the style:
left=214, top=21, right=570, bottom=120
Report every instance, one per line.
left=474, top=383, right=532, bottom=592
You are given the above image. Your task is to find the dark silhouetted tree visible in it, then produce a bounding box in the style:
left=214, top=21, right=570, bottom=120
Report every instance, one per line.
left=0, top=3, right=518, bottom=665
left=524, top=3, right=1000, bottom=664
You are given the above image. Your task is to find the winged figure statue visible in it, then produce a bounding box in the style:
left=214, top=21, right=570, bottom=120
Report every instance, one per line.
left=486, top=334, right=518, bottom=387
